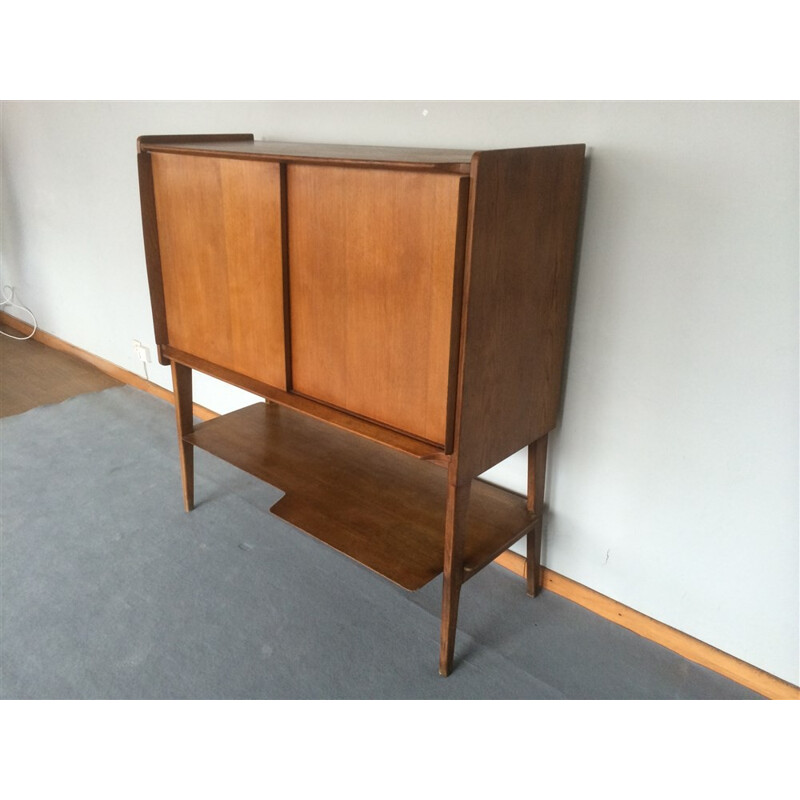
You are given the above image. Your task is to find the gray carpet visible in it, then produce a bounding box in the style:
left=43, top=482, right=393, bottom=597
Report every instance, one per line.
left=0, top=387, right=761, bottom=699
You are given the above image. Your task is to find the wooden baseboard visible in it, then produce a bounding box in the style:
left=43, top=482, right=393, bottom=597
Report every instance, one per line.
left=495, top=551, right=799, bottom=700
left=4, top=310, right=798, bottom=700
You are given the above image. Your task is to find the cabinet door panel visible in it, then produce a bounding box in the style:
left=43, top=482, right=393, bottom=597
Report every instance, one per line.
left=152, top=153, right=287, bottom=389
left=288, top=165, right=465, bottom=445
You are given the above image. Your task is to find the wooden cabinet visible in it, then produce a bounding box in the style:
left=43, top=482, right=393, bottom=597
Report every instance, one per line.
left=137, top=134, right=586, bottom=676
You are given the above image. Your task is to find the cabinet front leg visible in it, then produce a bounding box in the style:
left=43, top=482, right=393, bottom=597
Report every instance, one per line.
left=526, top=434, right=548, bottom=596
left=439, top=482, right=471, bottom=676
left=171, top=361, right=195, bottom=512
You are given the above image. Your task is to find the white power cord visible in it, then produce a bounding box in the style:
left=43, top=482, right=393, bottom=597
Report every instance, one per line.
left=0, top=285, right=38, bottom=340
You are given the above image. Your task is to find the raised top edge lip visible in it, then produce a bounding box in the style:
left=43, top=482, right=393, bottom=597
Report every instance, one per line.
left=137, top=136, right=475, bottom=169
left=137, top=137, right=587, bottom=173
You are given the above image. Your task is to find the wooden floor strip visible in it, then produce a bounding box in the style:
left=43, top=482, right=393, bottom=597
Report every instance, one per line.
left=3, top=309, right=797, bottom=700
left=1, top=312, right=216, bottom=421
left=495, top=551, right=799, bottom=700
left=1, top=322, right=121, bottom=416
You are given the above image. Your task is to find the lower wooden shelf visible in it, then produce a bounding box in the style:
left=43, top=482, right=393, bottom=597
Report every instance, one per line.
left=185, top=402, right=535, bottom=591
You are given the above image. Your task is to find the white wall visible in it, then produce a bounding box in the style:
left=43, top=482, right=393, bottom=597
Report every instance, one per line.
left=2, top=101, right=797, bottom=685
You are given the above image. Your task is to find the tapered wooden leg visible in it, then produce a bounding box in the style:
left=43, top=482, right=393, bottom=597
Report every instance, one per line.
left=171, top=361, right=194, bottom=512
left=526, top=434, right=548, bottom=596
left=439, top=482, right=471, bottom=676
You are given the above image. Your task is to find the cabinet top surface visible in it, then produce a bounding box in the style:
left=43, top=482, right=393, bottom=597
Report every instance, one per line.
left=139, top=137, right=475, bottom=172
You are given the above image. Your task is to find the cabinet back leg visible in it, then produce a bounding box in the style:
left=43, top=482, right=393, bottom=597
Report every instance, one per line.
left=439, top=482, right=471, bottom=676
left=171, top=362, right=195, bottom=512
left=526, top=435, right=548, bottom=597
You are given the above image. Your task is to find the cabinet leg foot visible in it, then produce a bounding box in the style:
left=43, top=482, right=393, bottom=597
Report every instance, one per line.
left=439, top=573, right=463, bottom=677
left=527, top=435, right=548, bottom=597
left=171, top=362, right=195, bottom=512
left=439, top=482, right=470, bottom=676
left=178, top=442, right=194, bottom=513
left=526, top=519, right=543, bottom=597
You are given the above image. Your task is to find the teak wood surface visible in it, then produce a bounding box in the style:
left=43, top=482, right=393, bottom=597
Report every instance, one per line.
left=527, top=435, right=548, bottom=596
left=137, top=135, right=587, bottom=676
left=161, top=345, right=448, bottom=461
left=151, top=153, right=287, bottom=389
left=288, top=165, right=467, bottom=445
left=140, top=138, right=474, bottom=172
left=171, top=361, right=195, bottom=513
left=186, top=402, right=535, bottom=591
left=452, top=145, right=586, bottom=482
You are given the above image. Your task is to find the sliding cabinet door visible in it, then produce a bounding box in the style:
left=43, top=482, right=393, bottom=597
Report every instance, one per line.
left=287, top=165, right=467, bottom=446
left=151, top=153, right=287, bottom=389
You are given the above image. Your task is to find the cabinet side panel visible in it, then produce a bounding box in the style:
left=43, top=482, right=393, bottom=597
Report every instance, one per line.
left=151, top=153, right=286, bottom=389
left=137, top=152, right=169, bottom=359
left=454, top=145, right=586, bottom=480
left=288, top=165, right=463, bottom=445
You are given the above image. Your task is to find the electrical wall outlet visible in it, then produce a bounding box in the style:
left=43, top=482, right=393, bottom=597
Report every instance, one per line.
left=132, top=339, right=151, bottom=363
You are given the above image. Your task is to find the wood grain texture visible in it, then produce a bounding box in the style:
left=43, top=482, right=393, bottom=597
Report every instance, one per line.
left=0, top=312, right=219, bottom=420
left=171, top=362, right=195, bottom=512
left=141, top=139, right=473, bottom=173
left=454, top=145, right=586, bottom=481
left=185, top=403, right=534, bottom=591
left=439, top=482, right=471, bottom=676
left=162, top=345, right=447, bottom=461
left=496, top=550, right=800, bottom=701
left=287, top=165, right=466, bottom=445
left=137, top=133, right=254, bottom=153
left=0, top=320, right=121, bottom=417
left=137, top=151, right=168, bottom=358
left=139, top=135, right=588, bottom=676
left=279, top=163, right=293, bottom=389
left=526, top=434, right=548, bottom=596
left=151, top=153, right=287, bottom=388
